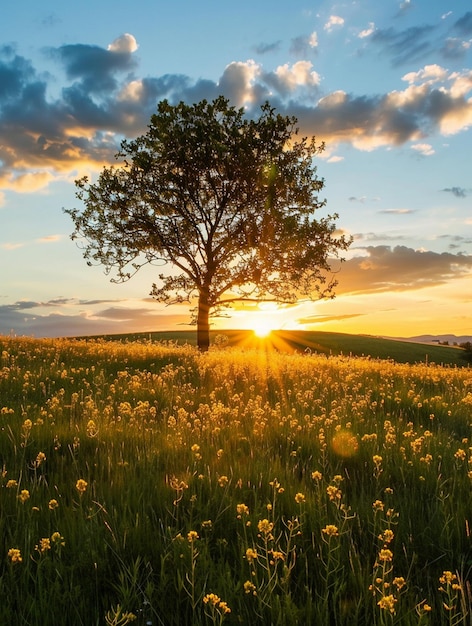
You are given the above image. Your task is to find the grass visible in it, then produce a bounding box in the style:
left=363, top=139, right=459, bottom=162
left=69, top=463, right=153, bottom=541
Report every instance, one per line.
left=1, top=334, right=471, bottom=625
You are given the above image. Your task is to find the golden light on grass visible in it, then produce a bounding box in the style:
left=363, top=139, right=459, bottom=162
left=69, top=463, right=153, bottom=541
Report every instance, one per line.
left=3, top=334, right=472, bottom=623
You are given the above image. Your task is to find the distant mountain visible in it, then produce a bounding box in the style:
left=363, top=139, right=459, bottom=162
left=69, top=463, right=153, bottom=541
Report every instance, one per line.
left=395, top=334, right=472, bottom=345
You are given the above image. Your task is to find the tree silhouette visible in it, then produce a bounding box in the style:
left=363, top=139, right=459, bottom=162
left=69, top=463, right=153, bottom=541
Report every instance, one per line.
left=65, top=97, right=350, bottom=350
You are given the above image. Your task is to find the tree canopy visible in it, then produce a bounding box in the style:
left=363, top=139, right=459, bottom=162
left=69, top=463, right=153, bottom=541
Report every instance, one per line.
left=65, top=96, right=351, bottom=350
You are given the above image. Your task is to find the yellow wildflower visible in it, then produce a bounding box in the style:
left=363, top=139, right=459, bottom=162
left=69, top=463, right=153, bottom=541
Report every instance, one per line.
left=244, top=580, right=257, bottom=595
left=86, top=420, right=98, bottom=437
left=187, top=530, right=199, bottom=543
left=218, top=601, right=231, bottom=615
left=48, top=499, right=59, bottom=510
left=245, top=548, right=258, bottom=563
left=218, top=475, right=229, bottom=487
left=379, top=529, right=394, bottom=544
left=257, top=519, right=274, bottom=535
left=6, top=479, right=18, bottom=488
left=378, top=549, right=393, bottom=562
left=18, top=489, right=30, bottom=503
left=203, top=594, right=231, bottom=614
left=439, top=571, right=454, bottom=585
left=51, top=532, right=65, bottom=546
left=8, top=548, right=22, bottom=564
left=36, top=538, right=51, bottom=554
left=378, top=594, right=397, bottom=613
left=75, top=479, right=87, bottom=494
left=203, top=593, right=220, bottom=606
left=326, top=485, right=342, bottom=501
left=311, top=470, right=323, bottom=481
left=35, top=451, right=46, bottom=466
left=236, top=503, right=249, bottom=518
left=322, top=524, right=339, bottom=537
left=372, top=499, right=384, bottom=512
left=22, top=419, right=32, bottom=432
left=393, top=577, right=406, bottom=590
left=295, top=492, right=306, bottom=504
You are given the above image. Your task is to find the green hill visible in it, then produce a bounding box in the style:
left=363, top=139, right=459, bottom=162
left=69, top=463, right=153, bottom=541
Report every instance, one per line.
left=82, top=329, right=470, bottom=367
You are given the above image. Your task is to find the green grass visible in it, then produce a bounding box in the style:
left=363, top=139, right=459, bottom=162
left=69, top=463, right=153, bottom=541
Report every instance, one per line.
left=1, top=335, right=471, bottom=625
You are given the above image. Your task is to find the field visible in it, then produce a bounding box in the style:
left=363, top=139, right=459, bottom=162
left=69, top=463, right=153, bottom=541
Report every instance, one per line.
left=1, top=334, right=471, bottom=625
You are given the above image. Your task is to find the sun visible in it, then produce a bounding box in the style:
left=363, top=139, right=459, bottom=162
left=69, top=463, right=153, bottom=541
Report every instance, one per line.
left=253, top=323, right=273, bottom=338
left=250, top=302, right=280, bottom=338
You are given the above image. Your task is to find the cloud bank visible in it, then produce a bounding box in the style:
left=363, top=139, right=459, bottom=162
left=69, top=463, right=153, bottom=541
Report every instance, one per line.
left=0, top=10, right=471, bottom=192
left=334, top=246, right=472, bottom=295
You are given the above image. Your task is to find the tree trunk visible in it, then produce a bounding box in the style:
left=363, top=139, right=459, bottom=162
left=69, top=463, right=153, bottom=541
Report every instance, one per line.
left=197, top=287, right=210, bottom=352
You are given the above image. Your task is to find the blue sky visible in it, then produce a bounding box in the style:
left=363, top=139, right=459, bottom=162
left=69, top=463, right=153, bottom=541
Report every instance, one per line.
left=1, top=0, right=471, bottom=339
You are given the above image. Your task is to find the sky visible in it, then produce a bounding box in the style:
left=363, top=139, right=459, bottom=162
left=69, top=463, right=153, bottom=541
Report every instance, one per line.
left=1, top=0, right=471, bottom=340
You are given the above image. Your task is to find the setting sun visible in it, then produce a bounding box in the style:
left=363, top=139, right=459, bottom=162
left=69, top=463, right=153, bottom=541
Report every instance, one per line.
left=253, top=324, right=272, bottom=338
left=248, top=302, right=281, bottom=338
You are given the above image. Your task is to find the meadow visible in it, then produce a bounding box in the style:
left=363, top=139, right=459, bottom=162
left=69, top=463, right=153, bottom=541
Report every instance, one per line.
left=1, top=334, right=471, bottom=625
left=84, top=330, right=469, bottom=368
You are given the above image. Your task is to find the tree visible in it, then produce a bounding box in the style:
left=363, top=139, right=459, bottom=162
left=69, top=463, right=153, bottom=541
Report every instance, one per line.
left=65, top=96, right=351, bottom=351
left=460, top=341, right=472, bottom=363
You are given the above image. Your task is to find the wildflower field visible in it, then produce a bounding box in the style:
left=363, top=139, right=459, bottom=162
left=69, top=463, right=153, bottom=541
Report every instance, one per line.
left=1, top=335, right=471, bottom=625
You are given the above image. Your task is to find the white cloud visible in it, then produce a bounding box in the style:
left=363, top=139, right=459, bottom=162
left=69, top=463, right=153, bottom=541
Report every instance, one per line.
left=411, top=143, right=435, bottom=156
left=37, top=235, right=62, bottom=244
left=359, top=22, right=375, bottom=39
left=449, top=70, right=472, bottom=98
left=1, top=242, right=24, bottom=250
left=402, top=64, right=448, bottom=85
left=118, top=79, right=145, bottom=102
left=218, top=60, right=261, bottom=107
left=385, top=84, right=429, bottom=108
left=107, top=33, right=138, bottom=53
left=318, top=90, right=347, bottom=108
left=309, top=32, right=318, bottom=48
left=324, top=15, right=344, bottom=32
left=275, top=61, right=320, bottom=91
left=439, top=104, right=472, bottom=135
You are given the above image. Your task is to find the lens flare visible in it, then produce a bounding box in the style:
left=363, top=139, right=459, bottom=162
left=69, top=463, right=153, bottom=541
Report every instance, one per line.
left=331, top=430, right=359, bottom=458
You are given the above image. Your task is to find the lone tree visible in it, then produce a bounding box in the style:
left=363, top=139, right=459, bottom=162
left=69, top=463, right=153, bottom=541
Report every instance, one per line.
left=66, top=96, right=350, bottom=351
